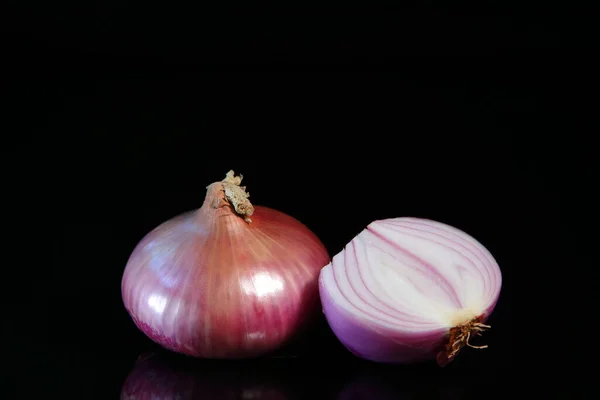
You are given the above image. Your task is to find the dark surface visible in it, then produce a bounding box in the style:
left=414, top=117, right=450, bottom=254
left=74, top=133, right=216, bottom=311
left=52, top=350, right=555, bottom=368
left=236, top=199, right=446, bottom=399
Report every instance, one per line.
left=2, top=3, right=590, bottom=399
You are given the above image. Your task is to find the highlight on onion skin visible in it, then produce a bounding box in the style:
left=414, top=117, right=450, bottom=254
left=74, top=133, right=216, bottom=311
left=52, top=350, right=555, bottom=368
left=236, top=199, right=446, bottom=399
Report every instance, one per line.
left=319, top=217, right=502, bottom=366
left=120, top=352, right=293, bottom=400
left=121, top=171, right=330, bottom=359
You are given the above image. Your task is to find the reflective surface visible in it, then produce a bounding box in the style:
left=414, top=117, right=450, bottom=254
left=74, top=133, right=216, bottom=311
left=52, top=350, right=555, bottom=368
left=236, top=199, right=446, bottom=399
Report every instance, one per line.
left=6, top=298, right=510, bottom=400
left=118, top=350, right=506, bottom=400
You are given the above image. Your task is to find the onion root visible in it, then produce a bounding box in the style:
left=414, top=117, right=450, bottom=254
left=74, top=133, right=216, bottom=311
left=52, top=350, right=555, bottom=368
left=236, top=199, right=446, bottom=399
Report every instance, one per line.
left=437, top=315, right=491, bottom=367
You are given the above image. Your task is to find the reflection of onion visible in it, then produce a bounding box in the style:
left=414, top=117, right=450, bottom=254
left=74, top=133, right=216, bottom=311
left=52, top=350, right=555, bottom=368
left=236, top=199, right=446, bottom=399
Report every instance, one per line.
left=336, top=371, right=471, bottom=400
left=337, top=379, right=397, bottom=400
left=120, top=352, right=297, bottom=400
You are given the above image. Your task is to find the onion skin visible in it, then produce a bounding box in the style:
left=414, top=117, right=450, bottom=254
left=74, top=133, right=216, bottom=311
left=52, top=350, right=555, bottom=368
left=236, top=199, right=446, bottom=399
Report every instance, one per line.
left=121, top=171, right=330, bottom=358
left=319, top=217, right=502, bottom=366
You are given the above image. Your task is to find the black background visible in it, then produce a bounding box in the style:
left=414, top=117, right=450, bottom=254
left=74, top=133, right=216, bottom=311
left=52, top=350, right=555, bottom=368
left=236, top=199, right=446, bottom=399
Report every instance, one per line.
left=2, top=2, right=592, bottom=399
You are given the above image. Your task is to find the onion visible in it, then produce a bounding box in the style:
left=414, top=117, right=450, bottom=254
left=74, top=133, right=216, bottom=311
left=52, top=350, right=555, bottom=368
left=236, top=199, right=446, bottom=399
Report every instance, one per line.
left=122, top=170, right=330, bottom=358
left=318, top=217, right=502, bottom=366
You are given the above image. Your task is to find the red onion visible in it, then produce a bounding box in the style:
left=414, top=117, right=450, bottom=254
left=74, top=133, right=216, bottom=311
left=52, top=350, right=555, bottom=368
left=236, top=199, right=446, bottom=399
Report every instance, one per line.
left=319, top=217, right=502, bottom=366
left=122, top=170, right=330, bottom=358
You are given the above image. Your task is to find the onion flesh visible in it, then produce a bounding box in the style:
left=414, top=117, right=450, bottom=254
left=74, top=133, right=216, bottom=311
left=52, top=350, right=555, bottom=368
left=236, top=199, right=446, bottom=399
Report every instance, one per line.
left=121, top=171, right=330, bottom=358
left=319, top=217, right=502, bottom=366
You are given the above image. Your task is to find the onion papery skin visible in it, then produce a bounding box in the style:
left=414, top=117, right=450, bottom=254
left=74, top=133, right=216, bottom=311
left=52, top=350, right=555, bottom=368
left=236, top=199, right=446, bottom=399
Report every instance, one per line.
left=319, top=217, right=502, bottom=366
left=122, top=171, right=330, bottom=359
left=120, top=352, right=291, bottom=400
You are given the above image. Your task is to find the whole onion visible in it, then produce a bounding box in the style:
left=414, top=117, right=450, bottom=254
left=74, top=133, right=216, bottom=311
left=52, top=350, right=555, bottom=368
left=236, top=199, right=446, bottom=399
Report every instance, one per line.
left=319, top=217, right=502, bottom=366
left=122, top=170, right=330, bottom=358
